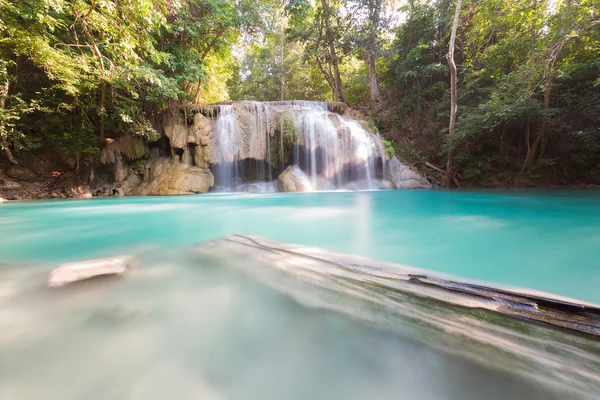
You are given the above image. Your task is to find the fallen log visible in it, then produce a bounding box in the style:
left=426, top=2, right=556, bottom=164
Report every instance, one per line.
left=425, top=161, right=461, bottom=187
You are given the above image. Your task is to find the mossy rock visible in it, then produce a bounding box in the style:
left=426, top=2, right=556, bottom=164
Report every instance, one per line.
left=5, top=165, right=38, bottom=181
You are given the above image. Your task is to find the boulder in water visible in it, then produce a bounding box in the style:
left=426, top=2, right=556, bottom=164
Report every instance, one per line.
left=378, top=180, right=396, bottom=190
left=5, top=165, right=38, bottom=181
left=132, top=157, right=214, bottom=195
left=277, top=165, right=313, bottom=192
left=48, top=255, right=135, bottom=287
left=387, top=157, right=431, bottom=189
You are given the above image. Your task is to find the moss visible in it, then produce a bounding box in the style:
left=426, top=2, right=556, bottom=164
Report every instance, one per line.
left=281, top=110, right=301, bottom=146
left=122, top=136, right=149, bottom=161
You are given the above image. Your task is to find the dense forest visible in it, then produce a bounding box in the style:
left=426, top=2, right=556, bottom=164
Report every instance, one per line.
left=1, top=0, right=599, bottom=188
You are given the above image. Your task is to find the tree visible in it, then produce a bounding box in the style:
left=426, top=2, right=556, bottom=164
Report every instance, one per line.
left=347, top=0, right=394, bottom=103
left=444, top=0, right=462, bottom=186
left=288, top=0, right=351, bottom=103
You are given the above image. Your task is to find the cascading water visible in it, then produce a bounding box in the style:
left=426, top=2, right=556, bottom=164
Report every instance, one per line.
left=296, top=110, right=341, bottom=188
left=212, top=105, right=238, bottom=190
left=375, top=132, right=387, bottom=180
left=210, top=100, right=387, bottom=192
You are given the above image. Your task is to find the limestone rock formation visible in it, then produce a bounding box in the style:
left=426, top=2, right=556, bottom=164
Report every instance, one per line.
left=188, top=113, right=213, bottom=168
left=277, top=165, right=313, bottom=192
left=378, top=180, right=396, bottom=190
left=165, top=123, right=189, bottom=149
left=132, top=157, right=214, bottom=195
left=100, top=134, right=148, bottom=165
left=387, top=157, right=432, bottom=189
left=5, top=165, right=38, bottom=181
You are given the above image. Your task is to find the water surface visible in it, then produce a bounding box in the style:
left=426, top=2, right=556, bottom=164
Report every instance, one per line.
left=1, top=189, right=599, bottom=303
left=1, top=189, right=599, bottom=399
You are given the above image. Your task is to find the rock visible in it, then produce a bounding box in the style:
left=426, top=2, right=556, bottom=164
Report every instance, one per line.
left=189, top=113, right=213, bottom=147
left=70, top=186, right=93, bottom=198
left=182, top=146, right=193, bottom=165
left=0, top=197, right=4, bottom=202
left=277, top=165, right=313, bottom=192
left=193, top=145, right=209, bottom=169
left=165, top=123, right=189, bottom=149
left=132, top=157, right=214, bottom=195
left=8, top=195, right=21, bottom=201
left=92, top=184, right=112, bottom=197
left=0, top=179, right=22, bottom=189
left=92, top=185, right=111, bottom=196
left=378, top=180, right=395, bottom=190
left=48, top=255, right=135, bottom=287
left=387, top=157, right=432, bottom=189
left=113, top=186, right=125, bottom=197
left=5, top=165, right=38, bottom=181
left=100, top=134, right=148, bottom=165
left=314, top=176, right=334, bottom=191
left=51, top=192, right=59, bottom=198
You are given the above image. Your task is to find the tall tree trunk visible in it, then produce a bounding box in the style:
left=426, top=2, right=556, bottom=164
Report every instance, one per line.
left=0, top=66, right=17, bottom=164
left=521, top=73, right=554, bottom=171
left=444, top=0, right=462, bottom=187
left=366, top=53, right=381, bottom=102
left=319, top=0, right=349, bottom=105
left=280, top=24, right=285, bottom=101
left=99, top=81, right=106, bottom=141
left=331, top=56, right=348, bottom=104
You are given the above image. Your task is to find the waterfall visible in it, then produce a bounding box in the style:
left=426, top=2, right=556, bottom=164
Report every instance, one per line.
left=296, top=110, right=341, bottom=188
left=212, top=105, right=238, bottom=190
left=209, top=100, right=386, bottom=192
left=375, top=132, right=387, bottom=180
left=340, top=118, right=377, bottom=189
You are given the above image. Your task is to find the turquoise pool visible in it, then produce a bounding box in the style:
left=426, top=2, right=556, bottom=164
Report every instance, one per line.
left=1, top=189, right=599, bottom=303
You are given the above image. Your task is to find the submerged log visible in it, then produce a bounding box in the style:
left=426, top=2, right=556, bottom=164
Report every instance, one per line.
left=48, top=255, right=135, bottom=287
left=192, top=235, right=600, bottom=396
left=196, top=235, right=600, bottom=337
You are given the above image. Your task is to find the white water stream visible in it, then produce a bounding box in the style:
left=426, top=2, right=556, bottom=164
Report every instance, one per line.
left=212, top=101, right=386, bottom=191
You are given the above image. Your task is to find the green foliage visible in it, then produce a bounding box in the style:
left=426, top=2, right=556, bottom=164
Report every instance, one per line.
left=383, top=140, right=395, bottom=157
left=378, top=0, right=600, bottom=186
left=281, top=110, right=301, bottom=144
left=365, top=116, right=378, bottom=132
left=0, top=0, right=275, bottom=167
left=0, top=0, right=598, bottom=188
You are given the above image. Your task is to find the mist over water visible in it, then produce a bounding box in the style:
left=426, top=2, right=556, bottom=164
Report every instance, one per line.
left=1, top=189, right=599, bottom=399
left=2, top=190, right=599, bottom=303
left=2, top=244, right=597, bottom=400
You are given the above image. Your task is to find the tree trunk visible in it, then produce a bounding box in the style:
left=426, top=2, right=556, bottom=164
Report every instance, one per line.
left=331, top=57, right=348, bottom=104
left=0, top=68, right=17, bottom=164
left=280, top=25, right=285, bottom=101
left=367, top=53, right=381, bottom=102
left=521, top=74, right=554, bottom=172
left=320, top=0, right=349, bottom=105
left=444, top=0, right=462, bottom=187
left=99, top=81, right=106, bottom=141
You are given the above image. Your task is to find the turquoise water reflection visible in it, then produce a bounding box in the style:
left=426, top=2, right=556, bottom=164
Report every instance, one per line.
left=1, top=189, right=599, bottom=303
